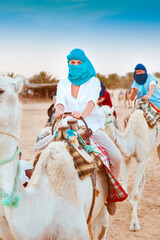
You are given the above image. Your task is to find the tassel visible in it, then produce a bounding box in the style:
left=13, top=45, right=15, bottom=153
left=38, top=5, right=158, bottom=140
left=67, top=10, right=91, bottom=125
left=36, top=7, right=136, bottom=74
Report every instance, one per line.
left=1, top=194, right=21, bottom=208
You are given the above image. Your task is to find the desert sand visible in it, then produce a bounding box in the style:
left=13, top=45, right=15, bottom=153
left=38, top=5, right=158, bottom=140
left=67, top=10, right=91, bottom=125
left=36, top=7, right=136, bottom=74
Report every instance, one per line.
left=19, top=91, right=160, bottom=240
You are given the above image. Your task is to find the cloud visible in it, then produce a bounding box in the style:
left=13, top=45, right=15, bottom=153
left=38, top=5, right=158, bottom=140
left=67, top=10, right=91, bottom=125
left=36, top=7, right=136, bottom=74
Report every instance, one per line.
left=57, top=0, right=89, bottom=2
left=82, top=9, right=122, bottom=22
left=62, top=3, right=87, bottom=10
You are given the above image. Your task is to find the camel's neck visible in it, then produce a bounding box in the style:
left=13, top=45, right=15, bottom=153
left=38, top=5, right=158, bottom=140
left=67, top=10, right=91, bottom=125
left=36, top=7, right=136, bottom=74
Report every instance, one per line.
left=107, top=123, right=130, bottom=156
left=0, top=111, right=20, bottom=194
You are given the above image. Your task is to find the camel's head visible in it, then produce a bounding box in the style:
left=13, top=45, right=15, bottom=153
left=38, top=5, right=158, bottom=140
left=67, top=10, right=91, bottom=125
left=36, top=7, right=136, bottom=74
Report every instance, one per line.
left=100, top=105, right=115, bottom=126
left=0, top=76, right=23, bottom=129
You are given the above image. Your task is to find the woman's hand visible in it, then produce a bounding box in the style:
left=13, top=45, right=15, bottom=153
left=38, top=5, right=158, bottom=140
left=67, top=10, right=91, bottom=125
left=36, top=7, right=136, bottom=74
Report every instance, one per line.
left=142, top=95, right=150, bottom=101
left=72, top=111, right=84, bottom=119
left=54, top=110, right=64, bottom=119
left=130, top=88, right=138, bottom=101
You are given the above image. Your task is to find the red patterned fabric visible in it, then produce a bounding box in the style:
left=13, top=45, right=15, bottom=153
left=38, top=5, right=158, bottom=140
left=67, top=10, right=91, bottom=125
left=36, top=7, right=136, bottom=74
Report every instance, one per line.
left=90, top=137, right=128, bottom=203
left=150, top=102, right=160, bottom=112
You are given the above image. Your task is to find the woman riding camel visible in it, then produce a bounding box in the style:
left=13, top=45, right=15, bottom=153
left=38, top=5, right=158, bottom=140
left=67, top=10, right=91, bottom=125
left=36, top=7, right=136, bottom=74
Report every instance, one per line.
left=130, top=63, right=160, bottom=108
left=55, top=48, right=122, bottom=178
left=54, top=48, right=122, bottom=213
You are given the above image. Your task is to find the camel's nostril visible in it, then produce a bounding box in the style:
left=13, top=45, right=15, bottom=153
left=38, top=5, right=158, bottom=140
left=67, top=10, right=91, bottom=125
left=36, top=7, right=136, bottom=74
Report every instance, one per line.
left=0, top=90, right=5, bottom=94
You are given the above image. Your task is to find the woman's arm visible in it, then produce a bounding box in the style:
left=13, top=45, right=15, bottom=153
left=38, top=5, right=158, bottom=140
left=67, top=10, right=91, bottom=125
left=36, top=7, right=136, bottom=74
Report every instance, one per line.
left=72, top=100, right=95, bottom=119
left=82, top=100, right=95, bottom=118
left=142, top=84, right=156, bottom=100
left=130, top=88, right=138, bottom=100
left=54, top=104, right=64, bottom=119
left=97, top=97, right=105, bottom=104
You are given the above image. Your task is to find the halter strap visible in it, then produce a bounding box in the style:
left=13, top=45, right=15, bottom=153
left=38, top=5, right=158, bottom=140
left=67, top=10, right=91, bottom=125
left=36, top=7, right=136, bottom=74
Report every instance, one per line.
left=0, top=146, right=21, bottom=165
left=0, top=136, right=22, bottom=207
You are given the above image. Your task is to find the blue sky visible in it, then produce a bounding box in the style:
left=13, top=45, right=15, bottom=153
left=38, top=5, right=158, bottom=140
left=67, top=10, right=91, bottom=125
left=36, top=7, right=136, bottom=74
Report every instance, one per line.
left=0, top=0, right=160, bottom=79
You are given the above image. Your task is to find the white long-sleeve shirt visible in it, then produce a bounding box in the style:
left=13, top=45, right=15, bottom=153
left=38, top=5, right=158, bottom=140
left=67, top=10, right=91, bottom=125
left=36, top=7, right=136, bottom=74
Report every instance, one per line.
left=55, top=76, right=104, bottom=132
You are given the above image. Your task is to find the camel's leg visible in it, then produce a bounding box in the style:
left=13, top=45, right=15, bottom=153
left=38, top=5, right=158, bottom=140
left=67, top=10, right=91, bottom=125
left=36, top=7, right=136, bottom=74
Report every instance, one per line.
left=137, top=171, right=147, bottom=206
left=122, top=156, right=131, bottom=194
left=90, top=206, right=109, bottom=240
left=156, top=145, right=160, bottom=206
left=157, top=144, right=160, bottom=160
left=124, top=99, right=127, bottom=108
left=129, top=160, right=147, bottom=231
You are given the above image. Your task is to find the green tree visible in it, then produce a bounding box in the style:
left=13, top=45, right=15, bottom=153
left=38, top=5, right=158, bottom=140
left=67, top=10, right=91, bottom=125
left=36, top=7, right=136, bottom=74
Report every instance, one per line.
left=96, top=73, right=107, bottom=86
left=6, top=72, right=16, bottom=78
left=120, top=72, right=134, bottom=89
left=154, top=72, right=160, bottom=78
left=29, top=71, right=58, bottom=84
left=107, top=73, right=120, bottom=88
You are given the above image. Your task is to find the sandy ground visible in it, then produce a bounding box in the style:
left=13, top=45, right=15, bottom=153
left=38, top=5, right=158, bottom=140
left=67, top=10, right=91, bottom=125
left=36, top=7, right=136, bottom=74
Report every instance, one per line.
left=19, top=91, right=160, bottom=240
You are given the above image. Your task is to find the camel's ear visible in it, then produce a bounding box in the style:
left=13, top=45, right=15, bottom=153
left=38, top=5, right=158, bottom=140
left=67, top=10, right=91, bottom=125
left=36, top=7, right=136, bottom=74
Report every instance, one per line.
left=12, top=76, right=24, bottom=94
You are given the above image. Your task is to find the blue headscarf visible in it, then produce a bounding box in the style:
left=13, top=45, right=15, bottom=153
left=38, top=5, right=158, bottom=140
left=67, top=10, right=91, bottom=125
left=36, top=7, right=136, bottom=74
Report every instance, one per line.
left=134, top=63, right=148, bottom=85
left=67, top=48, right=96, bottom=86
left=100, top=82, right=105, bottom=97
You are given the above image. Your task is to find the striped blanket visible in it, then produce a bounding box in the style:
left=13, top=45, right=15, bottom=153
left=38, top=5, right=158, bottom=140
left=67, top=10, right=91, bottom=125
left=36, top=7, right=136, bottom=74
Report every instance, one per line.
left=90, top=137, right=128, bottom=203
left=132, top=101, right=160, bottom=128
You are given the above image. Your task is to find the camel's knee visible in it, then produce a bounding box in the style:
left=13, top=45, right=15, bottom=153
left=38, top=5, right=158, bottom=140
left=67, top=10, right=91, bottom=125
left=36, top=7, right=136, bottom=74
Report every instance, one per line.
left=157, top=144, right=160, bottom=160
left=124, top=156, right=131, bottom=165
left=131, top=190, right=139, bottom=202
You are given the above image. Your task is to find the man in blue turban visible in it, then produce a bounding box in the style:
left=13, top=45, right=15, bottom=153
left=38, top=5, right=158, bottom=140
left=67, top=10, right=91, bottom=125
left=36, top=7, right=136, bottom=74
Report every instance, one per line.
left=130, top=63, right=160, bottom=108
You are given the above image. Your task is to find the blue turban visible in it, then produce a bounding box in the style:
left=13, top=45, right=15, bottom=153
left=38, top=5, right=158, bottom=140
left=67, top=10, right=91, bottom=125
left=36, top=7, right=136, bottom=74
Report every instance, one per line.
left=134, top=63, right=148, bottom=85
left=100, top=82, right=106, bottom=97
left=67, top=48, right=96, bottom=86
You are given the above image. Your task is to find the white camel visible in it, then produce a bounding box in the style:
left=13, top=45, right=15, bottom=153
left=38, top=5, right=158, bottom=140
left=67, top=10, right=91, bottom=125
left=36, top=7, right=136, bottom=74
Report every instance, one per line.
left=0, top=76, right=109, bottom=240
left=100, top=105, right=160, bottom=231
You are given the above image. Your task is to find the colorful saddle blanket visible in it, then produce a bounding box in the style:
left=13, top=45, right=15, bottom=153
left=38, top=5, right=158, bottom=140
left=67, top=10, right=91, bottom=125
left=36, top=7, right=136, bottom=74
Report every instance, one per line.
left=132, top=101, right=160, bottom=128
left=90, top=137, right=128, bottom=203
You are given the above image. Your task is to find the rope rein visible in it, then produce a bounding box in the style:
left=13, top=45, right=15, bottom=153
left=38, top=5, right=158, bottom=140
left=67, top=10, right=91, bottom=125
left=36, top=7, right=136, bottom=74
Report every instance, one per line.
left=103, top=110, right=118, bottom=143
left=0, top=146, right=21, bottom=165
left=0, top=147, right=21, bottom=208
left=0, top=131, right=35, bottom=149
left=77, top=133, right=99, bottom=154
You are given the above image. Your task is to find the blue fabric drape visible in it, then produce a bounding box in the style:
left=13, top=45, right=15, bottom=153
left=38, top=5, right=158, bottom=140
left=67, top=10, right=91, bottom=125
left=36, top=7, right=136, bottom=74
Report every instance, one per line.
left=67, top=49, right=96, bottom=86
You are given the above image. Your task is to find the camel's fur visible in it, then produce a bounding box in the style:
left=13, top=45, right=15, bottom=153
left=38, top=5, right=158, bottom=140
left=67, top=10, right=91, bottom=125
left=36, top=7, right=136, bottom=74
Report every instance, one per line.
left=100, top=105, right=160, bottom=231
left=31, top=141, right=79, bottom=206
left=0, top=76, right=109, bottom=240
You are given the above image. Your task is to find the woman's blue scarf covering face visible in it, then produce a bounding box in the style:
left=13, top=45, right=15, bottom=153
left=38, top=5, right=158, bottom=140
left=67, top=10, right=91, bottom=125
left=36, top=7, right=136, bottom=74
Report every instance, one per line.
left=67, top=49, right=96, bottom=86
left=134, top=63, right=148, bottom=85
left=100, top=82, right=105, bottom=97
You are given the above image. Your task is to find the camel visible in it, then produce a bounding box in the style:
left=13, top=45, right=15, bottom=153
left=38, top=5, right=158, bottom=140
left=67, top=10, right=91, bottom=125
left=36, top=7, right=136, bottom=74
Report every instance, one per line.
left=124, top=89, right=132, bottom=109
left=100, top=105, right=160, bottom=231
left=0, top=76, right=109, bottom=240
left=117, top=90, right=125, bottom=105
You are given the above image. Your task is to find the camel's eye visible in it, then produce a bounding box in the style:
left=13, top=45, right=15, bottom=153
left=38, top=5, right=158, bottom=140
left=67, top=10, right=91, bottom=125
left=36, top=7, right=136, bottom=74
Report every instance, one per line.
left=0, top=89, right=5, bottom=94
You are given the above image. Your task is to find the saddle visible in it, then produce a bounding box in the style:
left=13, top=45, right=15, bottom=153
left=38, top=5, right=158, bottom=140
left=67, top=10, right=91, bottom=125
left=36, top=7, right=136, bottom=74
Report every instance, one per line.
left=34, top=119, right=105, bottom=179
left=131, top=101, right=160, bottom=128
left=55, top=119, right=106, bottom=180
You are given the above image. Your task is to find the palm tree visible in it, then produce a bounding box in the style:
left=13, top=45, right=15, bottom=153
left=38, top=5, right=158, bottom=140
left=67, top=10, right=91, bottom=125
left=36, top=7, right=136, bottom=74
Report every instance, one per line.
left=29, top=71, right=58, bottom=84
